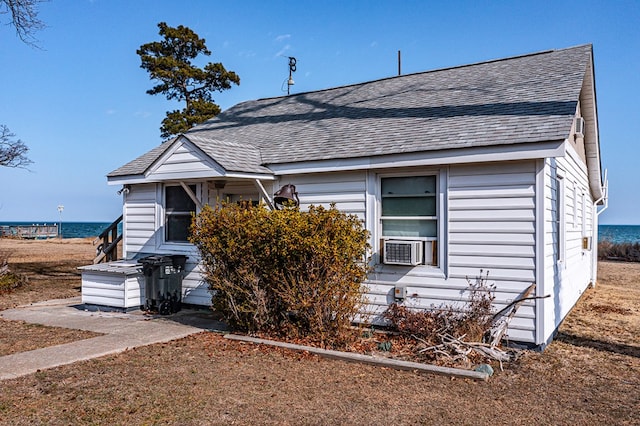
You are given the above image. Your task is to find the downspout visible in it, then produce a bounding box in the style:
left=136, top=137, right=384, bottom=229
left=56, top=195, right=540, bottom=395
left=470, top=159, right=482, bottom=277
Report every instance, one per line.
left=594, top=169, right=608, bottom=216
left=590, top=169, right=608, bottom=287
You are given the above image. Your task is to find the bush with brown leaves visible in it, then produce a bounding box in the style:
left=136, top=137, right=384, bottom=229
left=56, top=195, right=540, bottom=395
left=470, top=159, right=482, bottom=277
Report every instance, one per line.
left=598, top=240, right=640, bottom=262
left=190, top=202, right=370, bottom=347
left=383, top=270, right=496, bottom=347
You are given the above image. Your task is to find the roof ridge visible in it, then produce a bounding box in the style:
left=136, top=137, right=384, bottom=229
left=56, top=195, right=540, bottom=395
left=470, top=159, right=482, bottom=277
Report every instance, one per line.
left=235, top=44, right=592, bottom=106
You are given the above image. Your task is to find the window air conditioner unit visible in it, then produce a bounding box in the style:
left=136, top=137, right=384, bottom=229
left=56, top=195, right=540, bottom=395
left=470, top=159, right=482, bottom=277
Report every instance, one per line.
left=575, top=117, right=585, bottom=138
left=383, top=240, right=423, bottom=266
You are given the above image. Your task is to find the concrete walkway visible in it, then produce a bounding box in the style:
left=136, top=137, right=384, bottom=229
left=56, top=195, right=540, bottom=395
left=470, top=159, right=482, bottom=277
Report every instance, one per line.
left=0, top=297, right=228, bottom=381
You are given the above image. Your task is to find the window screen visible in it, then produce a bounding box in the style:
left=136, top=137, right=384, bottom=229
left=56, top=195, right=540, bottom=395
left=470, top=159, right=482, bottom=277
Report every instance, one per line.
left=381, top=175, right=437, bottom=238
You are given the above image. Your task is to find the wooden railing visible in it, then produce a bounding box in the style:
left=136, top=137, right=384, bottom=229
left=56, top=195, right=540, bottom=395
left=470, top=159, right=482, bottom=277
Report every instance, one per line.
left=93, top=215, right=123, bottom=264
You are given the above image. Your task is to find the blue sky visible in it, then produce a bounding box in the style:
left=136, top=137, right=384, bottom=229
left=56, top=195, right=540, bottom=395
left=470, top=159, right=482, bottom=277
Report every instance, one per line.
left=0, top=0, right=638, bottom=224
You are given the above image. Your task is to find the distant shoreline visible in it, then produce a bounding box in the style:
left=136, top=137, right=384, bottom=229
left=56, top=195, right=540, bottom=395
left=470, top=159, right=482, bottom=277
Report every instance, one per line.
left=0, top=222, right=116, bottom=240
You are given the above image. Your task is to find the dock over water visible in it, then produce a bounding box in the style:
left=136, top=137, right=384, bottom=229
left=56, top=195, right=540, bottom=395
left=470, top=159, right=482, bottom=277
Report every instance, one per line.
left=0, top=224, right=59, bottom=239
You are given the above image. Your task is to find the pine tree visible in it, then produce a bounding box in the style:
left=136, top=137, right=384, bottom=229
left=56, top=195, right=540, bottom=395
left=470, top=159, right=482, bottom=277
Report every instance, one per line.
left=137, top=22, right=240, bottom=138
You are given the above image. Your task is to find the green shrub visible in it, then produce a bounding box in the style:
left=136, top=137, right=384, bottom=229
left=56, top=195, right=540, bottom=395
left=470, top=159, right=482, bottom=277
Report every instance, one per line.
left=190, top=202, right=370, bottom=346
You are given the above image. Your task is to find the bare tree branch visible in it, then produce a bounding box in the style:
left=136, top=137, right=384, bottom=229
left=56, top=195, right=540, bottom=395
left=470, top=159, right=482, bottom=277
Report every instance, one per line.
left=0, top=0, right=47, bottom=46
left=0, top=125, right=32, bottom=168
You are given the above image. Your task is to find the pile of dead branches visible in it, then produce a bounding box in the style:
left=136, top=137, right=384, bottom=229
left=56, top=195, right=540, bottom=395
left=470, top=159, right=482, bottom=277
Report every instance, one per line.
left=416, top=332, right=519, bottom=370
left=384, top=273, right=547, bottom=369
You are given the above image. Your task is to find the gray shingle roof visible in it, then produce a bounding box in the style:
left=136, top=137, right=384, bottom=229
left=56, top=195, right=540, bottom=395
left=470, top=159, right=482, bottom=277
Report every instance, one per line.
left=109, top=45, right=592, bottom=178
left=184, top=134, right=272, bottom=174
left=108, top=139, right=176, bottom=178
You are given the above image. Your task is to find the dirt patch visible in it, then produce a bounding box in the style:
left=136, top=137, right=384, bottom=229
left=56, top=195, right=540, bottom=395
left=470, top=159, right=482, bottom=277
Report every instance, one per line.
left=0, top=242, right=639, bottom=424
left=0, top=238, right=94, bottom=311
left=0, top=238, right=100, bottom=355
left=0, top=319, right=101, bottom=356
left=589, top=303, right=633, bottom=315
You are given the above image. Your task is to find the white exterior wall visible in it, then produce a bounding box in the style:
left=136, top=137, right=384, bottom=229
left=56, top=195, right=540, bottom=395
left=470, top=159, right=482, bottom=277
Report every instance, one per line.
left=181, top=261, right=209, bottom=306
left=123, top=183, right=158, bottom=257
left=282, top=171, right=367, bottom=221
left=81, top=270, right=144, bottom=309
left=117, top=155, right=594, bottom=345
left=122, top=181, right=209, bottom=306
left=122, top=178, right=270, bottom=308
left=540, top=143, right=594, bottom=344
left=365, top=161, right=538, bottom=343
left=283, top=163, right=537, bottom=343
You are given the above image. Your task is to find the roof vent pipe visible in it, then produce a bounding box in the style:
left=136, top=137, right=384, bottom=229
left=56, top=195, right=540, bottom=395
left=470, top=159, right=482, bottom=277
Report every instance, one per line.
left=398, top=50, right=401, bottom=76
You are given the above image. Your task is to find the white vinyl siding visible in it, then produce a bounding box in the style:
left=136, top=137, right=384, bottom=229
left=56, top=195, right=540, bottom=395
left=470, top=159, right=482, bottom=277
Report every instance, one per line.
left=540, top=142, right=594, bottom=344
left=367, top=161, right=538, bottom=343
left=121, top=182, right=210, bottom=307
left=283, top=171, right=367, bottom=220
left=123, top=184, right=157, bottom=258
left=146, top=141, right=224, bottom=181
left=80, top=264, right=144, bottom=309
left=181, top=261, right=210, bottom=306
left=118, top=152, right=596, bottom=345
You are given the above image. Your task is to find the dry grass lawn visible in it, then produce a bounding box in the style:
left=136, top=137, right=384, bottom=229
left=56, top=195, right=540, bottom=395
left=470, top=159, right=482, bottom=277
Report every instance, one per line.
left=0, top=238, right=638, bottom=425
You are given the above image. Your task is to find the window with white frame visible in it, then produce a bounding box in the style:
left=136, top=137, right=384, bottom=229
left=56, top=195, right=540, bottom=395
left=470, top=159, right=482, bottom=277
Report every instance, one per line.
left=380, top=174, right=438, bottom=265
left=165, top=185, right=196, bottom=242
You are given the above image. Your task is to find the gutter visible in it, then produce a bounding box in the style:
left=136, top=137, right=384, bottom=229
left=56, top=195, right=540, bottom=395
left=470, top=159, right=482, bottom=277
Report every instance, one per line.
left=595, top=169, right=608, bottom=216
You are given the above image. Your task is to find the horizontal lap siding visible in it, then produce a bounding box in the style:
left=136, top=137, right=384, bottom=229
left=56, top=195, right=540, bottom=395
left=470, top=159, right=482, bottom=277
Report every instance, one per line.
left=367, top=161, right=538, bottom=343
left=81, top=272, right=144, bottom=309
left=287, top=171, right=367, bottom=220
left=124, top=184, right=157, bottom=258
left=542, top=151, right=593, bottom=342
left=122, top=183, right=209, bottom=305
left=182, top=261, right=211, bottom=306
left=147, top=144, right=222, bottom=179
left=450, top=162, right=537, bottom=342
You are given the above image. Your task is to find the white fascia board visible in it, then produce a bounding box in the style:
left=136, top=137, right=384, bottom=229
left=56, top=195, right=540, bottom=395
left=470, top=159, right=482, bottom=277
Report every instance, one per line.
left=107, top=171, right=275, bottom=186
left=583, top=56, right=603, bottom=201
left=268, top=141, right=565, bottom=175
left=107, top=175, right=148, bottom=185
left=225, top=172, right=275, bottom=180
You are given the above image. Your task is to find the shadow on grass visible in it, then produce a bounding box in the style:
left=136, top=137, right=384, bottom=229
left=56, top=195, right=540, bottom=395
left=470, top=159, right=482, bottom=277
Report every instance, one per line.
left=12, top=261, right=83, bottom=278
left=556, top=331, right=640, bottom=358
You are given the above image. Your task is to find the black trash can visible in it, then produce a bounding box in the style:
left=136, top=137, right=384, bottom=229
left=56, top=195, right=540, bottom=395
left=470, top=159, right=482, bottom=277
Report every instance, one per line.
left=139, top=255, right=187, bottom=315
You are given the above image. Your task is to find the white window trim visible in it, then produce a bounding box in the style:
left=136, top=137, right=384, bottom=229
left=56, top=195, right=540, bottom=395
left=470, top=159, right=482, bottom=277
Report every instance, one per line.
left=572, top=182, right=579, bottom=229
left=156, top=182, right=202, bottom=252
left=375, top=168, right=447, bottom=274
left=581, top=190, right=587, bottom=236
left=556, top=174, right=566, bottom=266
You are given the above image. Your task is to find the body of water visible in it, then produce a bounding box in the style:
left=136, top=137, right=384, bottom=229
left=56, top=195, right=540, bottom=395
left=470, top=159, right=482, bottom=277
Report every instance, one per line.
left=598, top=225, right=640, bottom=244
left=1, top=221, right=638, bottom=243
left=0, top=222, right=118, bottom=239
